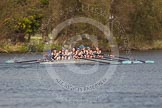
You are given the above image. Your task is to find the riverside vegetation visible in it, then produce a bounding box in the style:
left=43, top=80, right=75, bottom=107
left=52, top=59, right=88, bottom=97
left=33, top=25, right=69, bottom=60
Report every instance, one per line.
left=0, top=0, right=162, bottom=53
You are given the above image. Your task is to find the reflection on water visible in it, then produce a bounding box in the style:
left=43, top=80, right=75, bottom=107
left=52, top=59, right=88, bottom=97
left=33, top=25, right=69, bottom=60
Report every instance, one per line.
left=0, top=51, right=162, bottom=108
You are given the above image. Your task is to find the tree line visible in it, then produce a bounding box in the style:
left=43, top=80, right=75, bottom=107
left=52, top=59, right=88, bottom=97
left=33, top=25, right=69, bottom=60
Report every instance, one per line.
left=0, top=0, right=162, bottom=46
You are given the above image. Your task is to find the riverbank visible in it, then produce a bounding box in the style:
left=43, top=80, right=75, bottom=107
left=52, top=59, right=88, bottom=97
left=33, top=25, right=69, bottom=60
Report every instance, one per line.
left=0, top=35, right=62, bottom=53
left=0, top=41, right=162, bottom=53
left=130, top=40, right=162, bottom=51
left=0, top=43, right=61, bottom=53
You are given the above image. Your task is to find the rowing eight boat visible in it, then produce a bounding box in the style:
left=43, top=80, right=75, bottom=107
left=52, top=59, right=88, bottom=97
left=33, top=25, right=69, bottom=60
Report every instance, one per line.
left=5, top=57, right=155, bottom=65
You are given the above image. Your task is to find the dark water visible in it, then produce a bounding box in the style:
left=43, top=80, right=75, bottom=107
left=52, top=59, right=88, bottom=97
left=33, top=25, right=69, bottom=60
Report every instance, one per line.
left=0, top=51, right=162, bottom=108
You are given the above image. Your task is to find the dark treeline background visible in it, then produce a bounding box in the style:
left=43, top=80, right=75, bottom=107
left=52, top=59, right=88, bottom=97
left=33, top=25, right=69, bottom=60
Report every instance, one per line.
left=0, top=0, right=162, bottom=50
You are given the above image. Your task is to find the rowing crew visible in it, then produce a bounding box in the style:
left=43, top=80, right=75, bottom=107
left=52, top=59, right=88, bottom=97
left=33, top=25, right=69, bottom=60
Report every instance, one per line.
left=43, top=47, right=103, bottom=61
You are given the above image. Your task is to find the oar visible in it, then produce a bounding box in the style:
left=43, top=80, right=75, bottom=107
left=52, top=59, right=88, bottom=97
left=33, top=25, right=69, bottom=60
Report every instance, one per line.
left=92, top=54, right=129, bottom=64
left=134, top=59, right=154, bottom=64
left=94, top=53, right=154, bottom=64
left=80, top=58, right=110, bottom=64
left=94, top=57, right=124, bottom=62
left=15, top=59, right=39, bottom=63
left=103, top=56, right=128, bottom=61
left=113, top=56, right=146, bottom=63
left=98, top=54, right=135, bottom=65
left=109, top=56, right=154, bottom=64
left=15, top=59, right=46, bottom=64
left=114, top=56, right=130, bottom=60
left=103, top=55, right=138, bottom=64
left=96, top=53, right=130, bottom=61
left=108, top=56, right=144, bottom=63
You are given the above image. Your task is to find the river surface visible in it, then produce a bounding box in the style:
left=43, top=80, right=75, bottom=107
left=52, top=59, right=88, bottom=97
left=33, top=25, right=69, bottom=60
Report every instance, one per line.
left=0, top=51, right=162, bottom=108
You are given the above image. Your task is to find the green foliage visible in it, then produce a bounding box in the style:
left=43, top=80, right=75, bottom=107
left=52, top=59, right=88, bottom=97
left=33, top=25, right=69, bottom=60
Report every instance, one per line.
left=15, top=14, right=42, bottom=35
left=3, top=13, right=43, bottom=42
left=131, top=0, right=161, bottom=41
left=19, top=45, right=29, bottom=53
left=14, top=0, right=27, bottom=6
left=111, top=0, right=162, bottom=45
left=1, top=0, right=162, bottom=50
left=36, top=43, right=61, bottom=52
left=36, top=43, right=45, bottom=52
left=40, top=0, right=49, bottom=6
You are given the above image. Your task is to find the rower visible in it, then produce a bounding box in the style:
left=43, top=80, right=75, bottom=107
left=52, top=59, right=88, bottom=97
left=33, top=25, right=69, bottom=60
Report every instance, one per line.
left=109, top=52, right=115, bottom=58
left=56, top=50, right=62, bottom=60
left=64, top=49, right=70, bottom=60
left=71, top=47, right=76, bottom=59
left=78, top=50, right=83, bottom=58
left=43, top=50, right=52, bottom=61
left=86, top=47, right=91, bottom=58
left=93, top=50, right=98, bottom=58
left=89, top=49, right=93, bottom=58
left=51, top=49, right=57, bottom=60
left=96, top=47, right=103, bottom=58
left=82, top=47, right=87, bottom=58
left=74, top=48, right=80, bottom=59
left=61, top=49, right=65, bottom=60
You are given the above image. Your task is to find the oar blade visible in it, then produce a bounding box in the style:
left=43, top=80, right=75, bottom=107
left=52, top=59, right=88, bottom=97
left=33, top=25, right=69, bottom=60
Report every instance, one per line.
left=5, top=60, right=15, bottom=64
left=122, top=60, right=132, bottom=65
left=132, top=61, right=143, bottom=64
left=110, top=62, right=121, bottom=65
left=145, top=60, right=155, bottom=64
